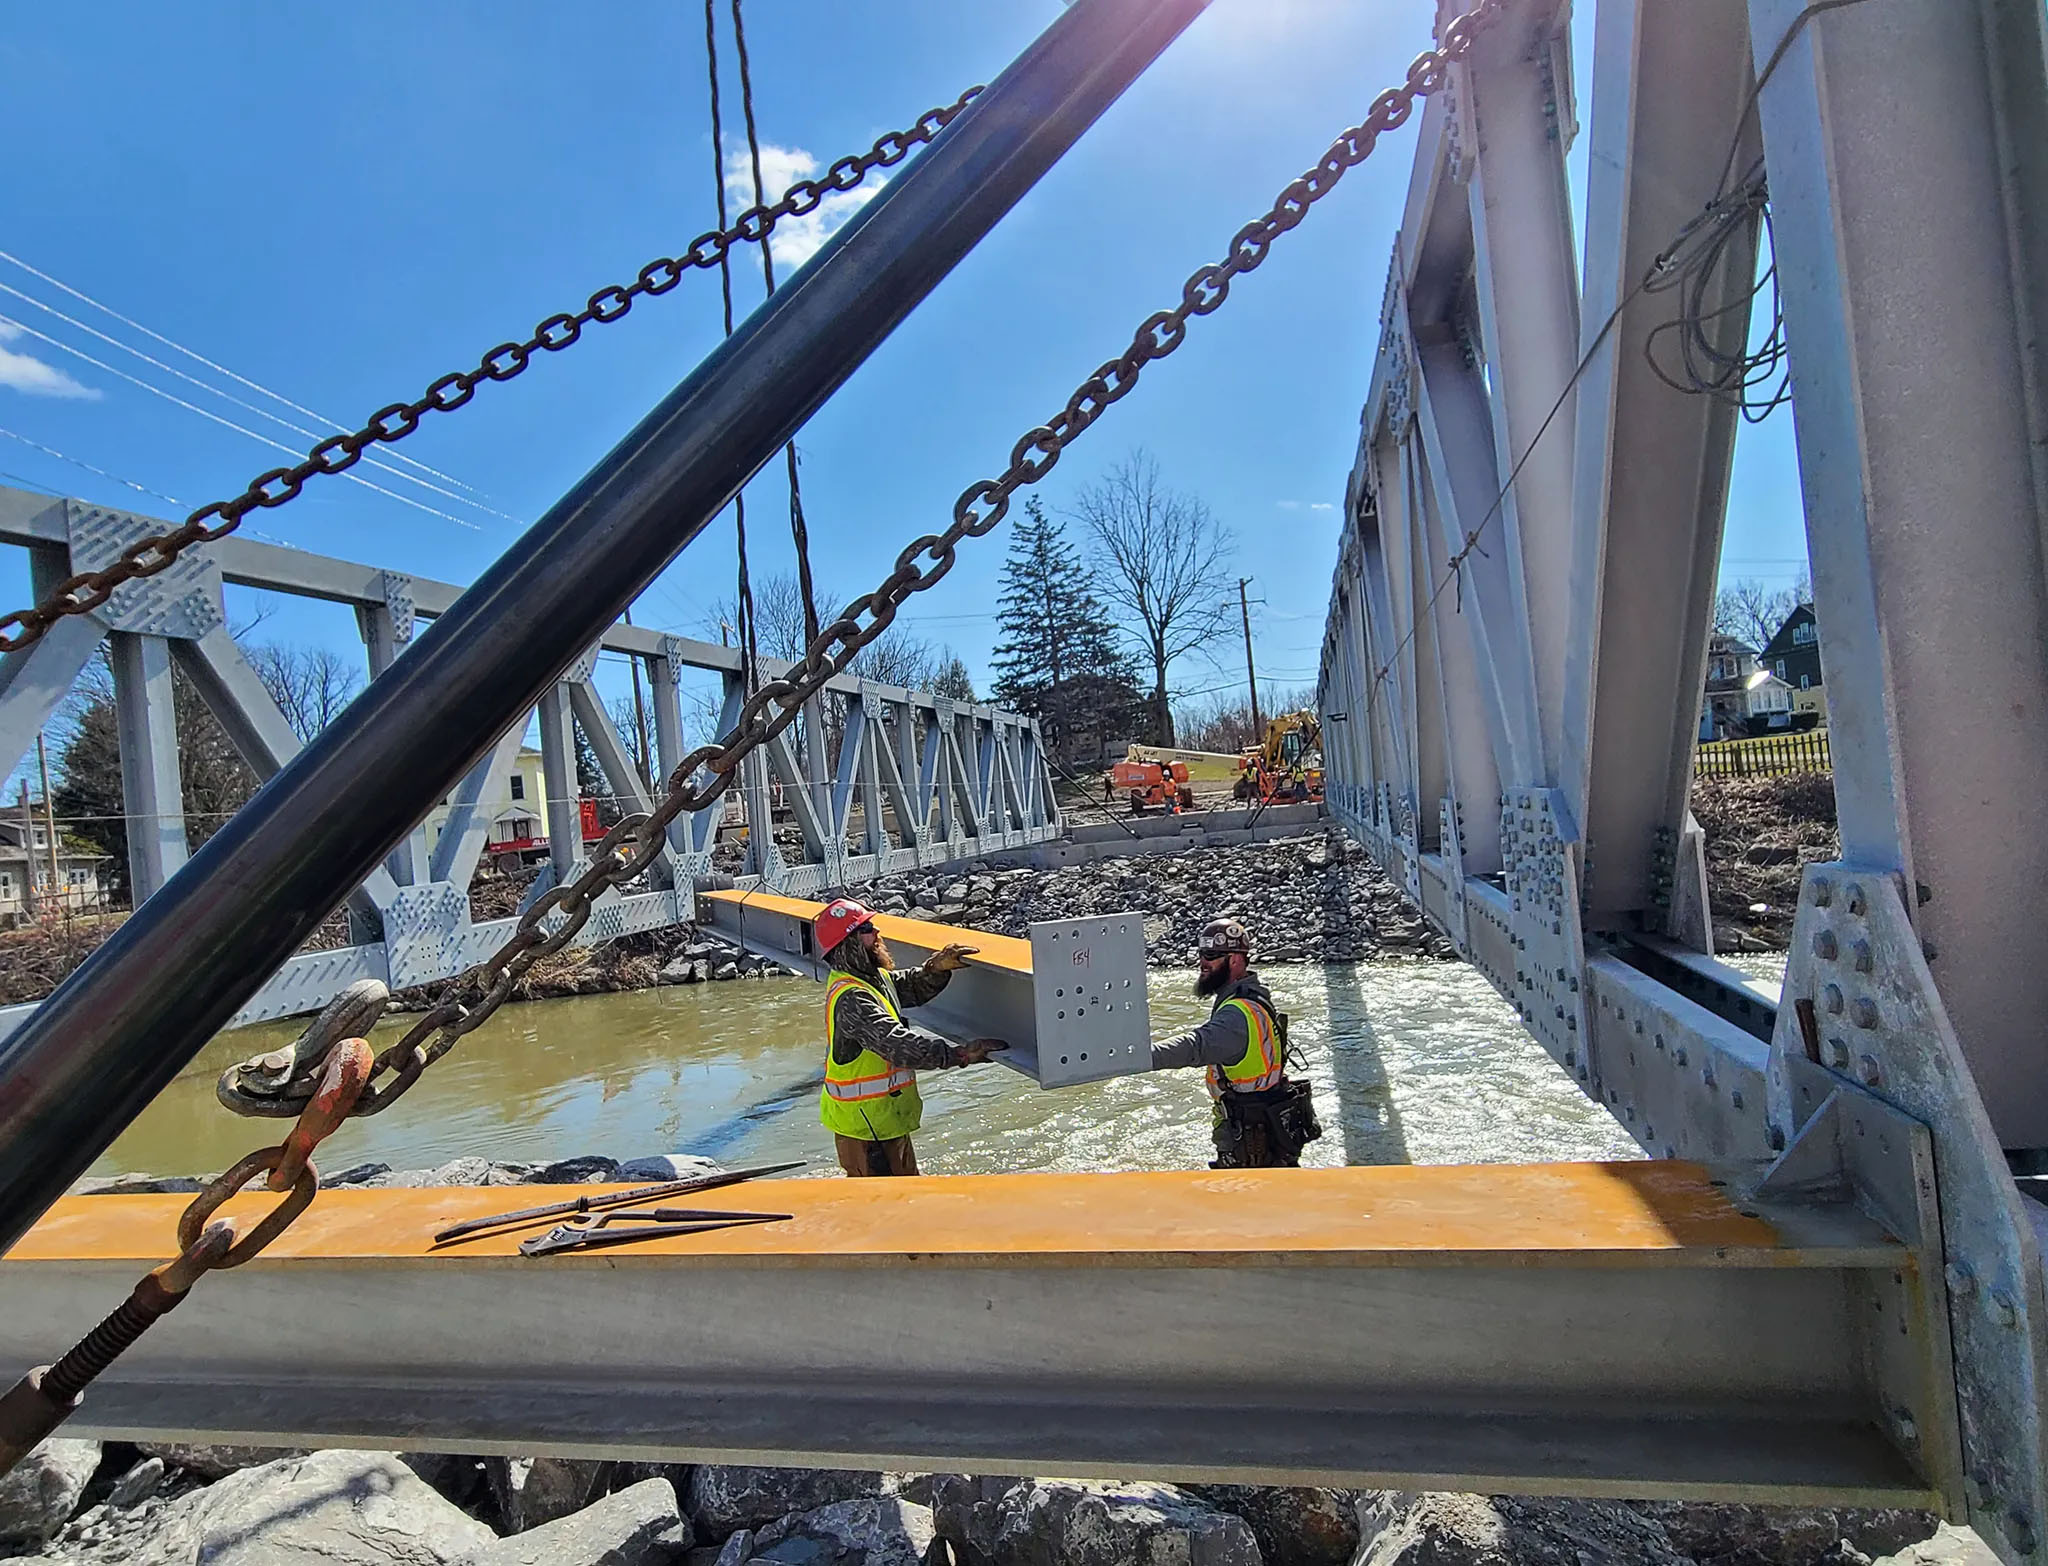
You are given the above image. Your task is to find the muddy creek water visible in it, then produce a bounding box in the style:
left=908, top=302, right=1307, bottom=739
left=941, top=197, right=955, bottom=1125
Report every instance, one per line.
left=91, top=957, right=1786, bottom=1180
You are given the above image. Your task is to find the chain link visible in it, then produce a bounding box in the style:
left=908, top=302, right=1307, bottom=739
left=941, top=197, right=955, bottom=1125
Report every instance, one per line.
left=0, top=89, right=984, bottom=657
left=249, top=1, right=1509, bottom=1123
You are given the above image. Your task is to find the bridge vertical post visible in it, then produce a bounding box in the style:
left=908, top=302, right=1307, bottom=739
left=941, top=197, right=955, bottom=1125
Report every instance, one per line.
left=108, top=634, right=187, bottom=903
left=537, top=682, right=580, bottom=881
left=1560, top=0, right=1757, bottom=937
left=356, top=583, right=427, bottom=886
left=1752, top=0, right=2048, bottom=1151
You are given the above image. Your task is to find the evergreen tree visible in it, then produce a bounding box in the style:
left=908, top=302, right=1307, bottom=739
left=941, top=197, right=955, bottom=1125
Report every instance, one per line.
left=990, top=498, right=1140, bottom=762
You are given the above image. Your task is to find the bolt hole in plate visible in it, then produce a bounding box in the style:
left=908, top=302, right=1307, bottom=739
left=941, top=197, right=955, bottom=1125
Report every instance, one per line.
left=1029, top=913, right=1154, bottom=1089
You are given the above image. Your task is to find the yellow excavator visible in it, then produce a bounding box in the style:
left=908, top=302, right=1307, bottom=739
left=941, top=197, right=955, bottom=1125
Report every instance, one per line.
left=1233, top=711, right=1324, bottom=804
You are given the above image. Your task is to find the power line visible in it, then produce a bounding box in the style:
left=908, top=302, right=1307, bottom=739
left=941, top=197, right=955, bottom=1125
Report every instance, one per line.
left=0, top=279, right=518, bottom=525
left=0, top=312, right=483, bottom=533
left=0, top=247, right=496, bottom=502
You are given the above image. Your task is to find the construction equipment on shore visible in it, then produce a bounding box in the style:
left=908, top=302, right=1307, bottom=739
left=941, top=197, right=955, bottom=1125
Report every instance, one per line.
left=1109, top=746, right=1197, bottom=814
left=1232, top=711, right=1324, bottom=805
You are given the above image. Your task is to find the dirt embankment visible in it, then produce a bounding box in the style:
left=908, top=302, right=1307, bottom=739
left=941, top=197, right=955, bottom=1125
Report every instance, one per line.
left=1690, top=773, right=1840, bottom=948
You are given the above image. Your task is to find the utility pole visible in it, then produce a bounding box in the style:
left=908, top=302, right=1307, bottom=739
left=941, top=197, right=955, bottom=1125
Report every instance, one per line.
left=622, top=607, right=653, bottom=792
left=35, top=735, right=59, bottom=914
left=1238, top=577, right=1262, bottom=736
left=15, top=785, right=39, bottom=919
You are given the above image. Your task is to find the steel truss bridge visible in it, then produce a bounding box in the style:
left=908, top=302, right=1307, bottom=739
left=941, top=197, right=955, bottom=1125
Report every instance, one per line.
left=0, top=484, right=1059, bottom=1041
left=1, top=1, right=2045, bottom=1560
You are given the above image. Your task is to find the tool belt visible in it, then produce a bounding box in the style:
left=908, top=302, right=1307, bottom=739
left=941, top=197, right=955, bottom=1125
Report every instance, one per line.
left=1212, top=1076, right=1324, bottom=1169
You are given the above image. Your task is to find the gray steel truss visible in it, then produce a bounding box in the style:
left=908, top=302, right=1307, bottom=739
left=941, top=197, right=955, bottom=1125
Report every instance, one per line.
left=0, top=485, right=1059, bottom=1040
left=1318, top=1, right=2048, bottom=1555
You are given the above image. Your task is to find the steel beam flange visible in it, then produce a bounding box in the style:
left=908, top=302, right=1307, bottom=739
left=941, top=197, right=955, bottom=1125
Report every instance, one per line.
left=1770, top=864, right=2047, bottom=1554
left=66, top=503, right=224, bottom=640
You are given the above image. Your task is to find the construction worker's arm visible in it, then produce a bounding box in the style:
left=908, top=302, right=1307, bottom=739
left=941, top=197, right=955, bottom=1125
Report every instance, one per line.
left=1149, top=1005, right=1252, bottom=1072
left=831, top=985, right=996, bottom=1071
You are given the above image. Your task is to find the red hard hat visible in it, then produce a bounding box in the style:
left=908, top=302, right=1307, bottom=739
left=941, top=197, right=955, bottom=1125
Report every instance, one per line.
left=815, top=897, right=877, bottom=956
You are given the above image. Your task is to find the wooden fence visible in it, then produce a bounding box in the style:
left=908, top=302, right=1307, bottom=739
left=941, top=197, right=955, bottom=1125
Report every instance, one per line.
left=1695, top=730, right=1832, bottom=779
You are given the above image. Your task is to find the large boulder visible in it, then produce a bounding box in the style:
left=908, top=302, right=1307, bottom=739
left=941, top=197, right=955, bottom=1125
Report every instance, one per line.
left=925, top=1474, right=1020, bottom=1565
left=460, top=1477, right=691, bottom=1565
left=992, top=1479, right=1260, bottom=1566
left=1872, top=1523, right=2001, bottom=1565
left=1186, top=1485, right=1359, bottom=1566
left=1354, top=1492, right=1687, bottom=1566
left=747, top=1496, right=937, bottom=1566
left=1634, top=1502, right=1941, bottom=1566
left=486, top=1455, right=613, bottom=1532
left=0, top=1436, right=100, bottom=1548
left=130, top=1449, right=496, bottom=1566
left=619, top=1154, right=725, bottom=1182
left=687, top=1465, right=885, bottom=1542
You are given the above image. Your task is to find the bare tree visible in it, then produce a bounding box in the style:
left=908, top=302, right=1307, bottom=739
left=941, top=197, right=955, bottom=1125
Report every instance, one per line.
left=1713, top=573, right=1811, bottom=651
left=1072, top=451, right=1235, bottom=745
left=247, top=644, right=363, bottom=745
left=609, top=694, right=654, bottom=790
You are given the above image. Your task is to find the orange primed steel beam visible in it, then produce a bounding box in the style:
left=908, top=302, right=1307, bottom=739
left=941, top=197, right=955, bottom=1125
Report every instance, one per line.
left=0, top=1161, right=1933, bottom=1501
left=15, top=1161, right=1815, bottom=1268
left=700, top=887, right=1034, bottom=972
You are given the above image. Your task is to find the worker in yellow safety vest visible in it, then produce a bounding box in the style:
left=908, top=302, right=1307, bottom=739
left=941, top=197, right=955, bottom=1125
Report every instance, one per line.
left=814, top=897, right=1009, bottom=1177
left=1149, top=917, right=1323, bottom=1168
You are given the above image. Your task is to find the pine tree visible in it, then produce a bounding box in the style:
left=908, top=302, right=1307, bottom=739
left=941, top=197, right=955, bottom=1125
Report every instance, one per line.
left=990, top=498, right=1140, bottom=763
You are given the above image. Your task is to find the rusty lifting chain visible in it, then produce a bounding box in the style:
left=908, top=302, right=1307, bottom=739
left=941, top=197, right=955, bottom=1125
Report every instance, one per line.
left=0, top=0, right=1507, bottom=1474
left=0, top=86, right=984, bottom=657
left=0, top=1038, right=372, bottom=1469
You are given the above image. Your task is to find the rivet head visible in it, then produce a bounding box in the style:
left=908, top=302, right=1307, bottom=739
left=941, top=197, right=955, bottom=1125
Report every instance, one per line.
left=1823, top=983, right=1845, bottom=1016
left=1825, top=1036, right=1850, bottom=1069
left=1891, top=1406, right=1919, bottom=1445
left=1812, top=877, right=1835, bottom=908
left=1852, top=996, right=1881, bottom=1029
left=1992, top=1289, right=2021, bottom=1328
left=1851, top=939, right=1874, bottom=974
left=1674, top=1047, right=1689, bottom=1066
left=1814, top=929, right=1839, bottom=961
left=1846, top=882, right=1867, bottom=916
left=1945, top=1261, right=1978, bottom=1299
left=1857, top=1054, right=1883, bottom=1087
left=1701, top=1066, right=1717, bottom=1089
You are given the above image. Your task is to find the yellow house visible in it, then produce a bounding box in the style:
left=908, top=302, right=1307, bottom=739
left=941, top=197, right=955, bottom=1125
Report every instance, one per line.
left=420, top=745, right=551, bottom=870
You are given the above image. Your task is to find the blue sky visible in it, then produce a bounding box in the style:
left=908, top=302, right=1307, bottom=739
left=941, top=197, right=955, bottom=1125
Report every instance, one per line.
left=0, top=0, right=1807, bottom=742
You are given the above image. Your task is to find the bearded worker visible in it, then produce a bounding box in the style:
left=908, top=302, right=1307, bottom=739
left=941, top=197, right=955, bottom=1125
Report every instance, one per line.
left=1149, top=917, right=1323, bottom=1168
left=813, top=897, right=1009, bottom=1177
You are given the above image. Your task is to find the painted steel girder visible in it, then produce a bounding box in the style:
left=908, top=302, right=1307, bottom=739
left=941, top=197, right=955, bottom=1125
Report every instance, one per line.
left=0, top=1162, right=1941, bottom=1505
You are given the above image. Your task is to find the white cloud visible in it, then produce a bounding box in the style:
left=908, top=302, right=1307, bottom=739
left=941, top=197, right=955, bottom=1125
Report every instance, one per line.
left=1310, top=502, right=1334, bottom=512
left=0, top=322, right=99, bottom=400
left=726, top=143, right=887, bottom=275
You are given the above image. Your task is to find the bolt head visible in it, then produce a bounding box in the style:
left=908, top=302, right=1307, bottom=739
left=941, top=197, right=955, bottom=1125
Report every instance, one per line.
left=1825, top=1036, right=1851, bottom=1070
left=1824, top=982, right=1845, bottom=1016
left=1812, top=877, right=1835, bottom=907
left=1846, top=882, right=1867, bottom=916
left=1857, top=1053, right=1883, bottom=1087
left=1853, top=996, right=1882, bottom=1029
left=1814, top=929, right=1839, bottom=961
left=1767, top=1122, right=1786, bottom=1151
left=1946, top=1261, right=1978, bottom=1299
left=1993, top=1289, right=2021, bottom=1328
left=1851, top=939, right=1874, bottom=974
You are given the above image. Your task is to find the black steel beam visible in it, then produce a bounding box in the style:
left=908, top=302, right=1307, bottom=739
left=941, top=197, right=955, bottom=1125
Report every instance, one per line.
left=0, top=0, right=1210, bottom=1250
